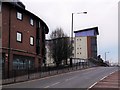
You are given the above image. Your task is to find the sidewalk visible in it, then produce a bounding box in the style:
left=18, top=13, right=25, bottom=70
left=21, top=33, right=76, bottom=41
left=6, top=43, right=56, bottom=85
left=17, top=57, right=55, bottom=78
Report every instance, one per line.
left=90, top=68, right=120, bottom=90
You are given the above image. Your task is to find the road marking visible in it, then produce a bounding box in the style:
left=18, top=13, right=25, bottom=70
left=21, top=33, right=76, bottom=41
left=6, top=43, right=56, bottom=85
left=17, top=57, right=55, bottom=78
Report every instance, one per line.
left=110, top=70, right=117, bottom=75
left=100, top=75, right=108, bottom=81
left=3, top=67, right=96, bottom=87
left=65, top=76, right=77, bottom=81
left=87, top=69, right=118, bottom=90
left=44, top=85, right=50, bottom=88
left=52, top=82, right=60, bottom=86
left=87, top=82, right=98, bottom=90
left=44, top=82, right=60, bottom=88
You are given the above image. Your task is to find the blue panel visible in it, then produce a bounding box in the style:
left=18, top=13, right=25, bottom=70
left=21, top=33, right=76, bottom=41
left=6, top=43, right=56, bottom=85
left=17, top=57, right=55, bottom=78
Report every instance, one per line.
left=75, top=30, right=96, bottom=37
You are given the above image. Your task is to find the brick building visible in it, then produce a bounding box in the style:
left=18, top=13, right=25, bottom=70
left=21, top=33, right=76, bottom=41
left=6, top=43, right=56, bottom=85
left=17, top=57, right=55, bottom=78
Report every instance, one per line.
left=74, top=27, right=99, bottom=59
left=1, top=2, right=49, bottom=78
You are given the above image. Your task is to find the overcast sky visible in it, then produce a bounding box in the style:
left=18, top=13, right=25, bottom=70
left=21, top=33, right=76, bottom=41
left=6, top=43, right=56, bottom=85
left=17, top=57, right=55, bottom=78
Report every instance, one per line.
left=20, top=0, right=119, bottom=63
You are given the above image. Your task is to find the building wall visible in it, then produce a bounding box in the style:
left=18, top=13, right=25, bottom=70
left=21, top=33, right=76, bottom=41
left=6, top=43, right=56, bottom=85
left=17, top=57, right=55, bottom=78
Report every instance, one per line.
left=74, top=36, right=97, bottom=59
left=0, top=1, right=1, bottom=25
left=74, top=36, right=88, bottom=59
left=119, top=1, right=120, bottom=66
left=87, top=36, right=97, bottom=58
left=2, top=4, right=37, bottom=74
left=87, top=37, right=92, bottom=58
left=1, top=3, right=48, bottom=78
left=45, top=45, right=54, bottom=66
left=2, top=4, right=37, bottom=53
left=75, top=30, right=96, bottom=37
left=2, top=4, right=9, bottom=48
left=0, top=1, right=2, bottom=83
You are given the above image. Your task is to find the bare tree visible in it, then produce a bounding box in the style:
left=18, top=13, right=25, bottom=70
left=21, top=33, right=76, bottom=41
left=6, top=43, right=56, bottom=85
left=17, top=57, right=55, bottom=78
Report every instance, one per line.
left=48, top=28, right=73, bottom=67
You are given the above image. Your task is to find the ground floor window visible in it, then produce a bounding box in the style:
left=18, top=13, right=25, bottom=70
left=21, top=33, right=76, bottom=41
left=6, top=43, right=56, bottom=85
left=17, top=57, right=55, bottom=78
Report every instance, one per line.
left=13, top=55, right=35, bottom=70
left=2, top=53, right=5, bottom=71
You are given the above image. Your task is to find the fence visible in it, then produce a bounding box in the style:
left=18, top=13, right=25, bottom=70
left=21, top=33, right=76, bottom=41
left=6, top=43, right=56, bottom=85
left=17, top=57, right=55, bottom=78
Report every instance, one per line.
left=2, top=58, right=92, bottom=85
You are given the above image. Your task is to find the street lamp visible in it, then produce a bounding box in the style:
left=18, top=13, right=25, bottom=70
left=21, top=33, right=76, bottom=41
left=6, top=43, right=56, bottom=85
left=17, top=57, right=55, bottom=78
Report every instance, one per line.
left=71, top=12, right=87, bottom=39
left=105, top=52, right=109, bottom=62
left=71, top=12, right=87, bottom=58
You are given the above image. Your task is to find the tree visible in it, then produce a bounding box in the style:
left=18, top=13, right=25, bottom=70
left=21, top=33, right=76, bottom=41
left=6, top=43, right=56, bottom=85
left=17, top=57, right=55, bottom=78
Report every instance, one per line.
left=48, top=28, right=73, bottom=67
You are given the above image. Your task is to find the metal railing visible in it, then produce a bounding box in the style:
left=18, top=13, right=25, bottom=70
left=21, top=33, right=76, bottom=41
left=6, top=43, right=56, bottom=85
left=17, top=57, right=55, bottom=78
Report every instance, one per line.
left=2, top=58, right=92, bottom=85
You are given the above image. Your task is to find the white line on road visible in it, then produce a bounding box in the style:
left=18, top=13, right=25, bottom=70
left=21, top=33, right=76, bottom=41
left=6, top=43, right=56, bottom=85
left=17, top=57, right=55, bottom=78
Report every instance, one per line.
left=44, top=85, right=50, bottom=88
left=44, top=82, right=60, bottom=88
left=52, top=82, right=60, bottom=86
left=87, top=69, right=118, bottom=90
left=110, top=70, right=118, bottom=75
left=65, top=76, right=77, bottom=81
left=87, top=82, right=98, bottom=90
left=100, top=75, right=108, bottom=81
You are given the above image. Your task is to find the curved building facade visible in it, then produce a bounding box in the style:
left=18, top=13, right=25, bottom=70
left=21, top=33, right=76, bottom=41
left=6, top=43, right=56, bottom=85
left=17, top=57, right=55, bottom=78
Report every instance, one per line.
left=1, top=2, right=49, bottom=78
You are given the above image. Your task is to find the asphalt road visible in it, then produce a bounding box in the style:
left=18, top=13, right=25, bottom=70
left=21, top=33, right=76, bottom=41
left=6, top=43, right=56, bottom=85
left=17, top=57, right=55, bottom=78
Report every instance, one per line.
left=3, top=67, right=118, bottom=89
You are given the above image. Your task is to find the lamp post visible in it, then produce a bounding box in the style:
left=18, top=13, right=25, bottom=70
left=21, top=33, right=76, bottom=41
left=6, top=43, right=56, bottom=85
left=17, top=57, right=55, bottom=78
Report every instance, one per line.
left=71, top=12, right=87, bottom=58
left=71, top=12, right=87, bottom=40
left=105, top=52, right=109, bottom=62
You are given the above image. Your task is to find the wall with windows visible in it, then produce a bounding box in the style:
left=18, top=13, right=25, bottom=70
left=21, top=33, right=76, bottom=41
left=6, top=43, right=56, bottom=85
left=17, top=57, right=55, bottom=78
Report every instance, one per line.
left=2, top=3, right=40, bottom=76
left=74, top=36, right=98, bottom=59
left=10, top=9, right=37, bottom=53
left=74, top=37, right=88, bottom=59
left=2, top=2, right=49, bottom=78
left=13, top=55, right=35, bottom=70
left=2, top=4, right=38, bottom=54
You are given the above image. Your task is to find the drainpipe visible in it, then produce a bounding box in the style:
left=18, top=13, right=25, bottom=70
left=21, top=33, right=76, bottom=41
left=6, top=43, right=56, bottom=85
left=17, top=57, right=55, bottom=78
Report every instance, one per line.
left=8, top=7, right=11, bottom=78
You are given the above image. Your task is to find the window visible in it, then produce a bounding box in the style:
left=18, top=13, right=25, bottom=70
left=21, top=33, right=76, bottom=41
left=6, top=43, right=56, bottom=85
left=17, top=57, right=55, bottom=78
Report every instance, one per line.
left=13, top=55, right=35, bottom=70
left=0, top=2, right=1, bottom=12
left=17, top=12, right=22, bottom=20
left=30, top=36, right=34, bottom=46
left=38, top=21, right=40, bottom=28
left=0, top=27, right=1, bottom=38
left=17, top=32, right=22, bottom=42
left=30, top=18, right=34, bottom=26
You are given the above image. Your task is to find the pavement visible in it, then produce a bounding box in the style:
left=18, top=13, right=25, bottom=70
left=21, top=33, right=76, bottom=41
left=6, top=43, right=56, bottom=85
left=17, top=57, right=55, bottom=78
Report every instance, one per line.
left=89, top=67, right=120, bottom=90
left=2, top=67, right=118, bottom=89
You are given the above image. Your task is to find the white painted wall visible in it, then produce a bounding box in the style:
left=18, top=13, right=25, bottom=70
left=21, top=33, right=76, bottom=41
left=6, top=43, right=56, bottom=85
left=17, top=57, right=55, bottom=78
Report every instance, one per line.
left=74, top=37, right=88, bottom=59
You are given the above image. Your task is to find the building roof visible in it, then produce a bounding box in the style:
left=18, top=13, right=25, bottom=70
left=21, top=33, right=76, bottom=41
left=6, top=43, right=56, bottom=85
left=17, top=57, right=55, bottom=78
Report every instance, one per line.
left=3, top=2, right=49, bottom=34
left=74, top=27, right=99, bottom=37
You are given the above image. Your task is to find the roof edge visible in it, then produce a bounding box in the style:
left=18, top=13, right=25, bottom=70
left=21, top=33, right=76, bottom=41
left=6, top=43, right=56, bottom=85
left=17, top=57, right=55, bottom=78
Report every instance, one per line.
left=74, top=27, right=99, bottom=35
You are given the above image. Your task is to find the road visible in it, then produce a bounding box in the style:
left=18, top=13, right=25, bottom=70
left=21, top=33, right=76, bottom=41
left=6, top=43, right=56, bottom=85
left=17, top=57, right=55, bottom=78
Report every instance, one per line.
left=3, top=67, right=118, bottom=89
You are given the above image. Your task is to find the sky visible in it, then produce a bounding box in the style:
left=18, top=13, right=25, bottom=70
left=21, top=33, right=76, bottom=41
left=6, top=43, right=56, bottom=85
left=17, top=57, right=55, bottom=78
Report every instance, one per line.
left=20, top=0, right=119, bottom=63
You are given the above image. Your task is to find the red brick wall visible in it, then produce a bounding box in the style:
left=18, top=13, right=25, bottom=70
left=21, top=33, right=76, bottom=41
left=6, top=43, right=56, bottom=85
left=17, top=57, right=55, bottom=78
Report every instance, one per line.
left=10, top=7, right=36, bottom=53
left=2, top=4, right=9, bottom=48
left=87, top=37, right=92, bottom=58
left=2, top=3, right=44, bottom=73
left=87, top=36, right=97, bottom=59
left=2, top=4, right=42, bottom=54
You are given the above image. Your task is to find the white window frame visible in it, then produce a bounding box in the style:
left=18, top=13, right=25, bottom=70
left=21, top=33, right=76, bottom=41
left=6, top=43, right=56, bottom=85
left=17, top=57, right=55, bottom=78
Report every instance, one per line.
left=17, top=32, right=22, bottom=42
left=30, top=18, right=34, bottom=26
left=17, top=12, right=22, bottom=20
left=38, top=21, right=40, bottom=28
left=30, top=36, right=34, bottom=46
left=0, top=2, right=1, bottom=12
